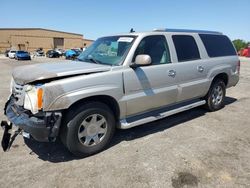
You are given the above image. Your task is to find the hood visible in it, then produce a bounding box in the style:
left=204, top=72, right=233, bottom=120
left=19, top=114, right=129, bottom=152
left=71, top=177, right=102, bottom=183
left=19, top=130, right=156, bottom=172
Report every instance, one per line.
left=12, top=61, right=112, bottom=85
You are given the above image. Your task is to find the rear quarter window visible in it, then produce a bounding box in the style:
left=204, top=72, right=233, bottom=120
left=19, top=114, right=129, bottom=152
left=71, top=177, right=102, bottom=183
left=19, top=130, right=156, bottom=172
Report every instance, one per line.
left=199, top=34, right=236, bottom=57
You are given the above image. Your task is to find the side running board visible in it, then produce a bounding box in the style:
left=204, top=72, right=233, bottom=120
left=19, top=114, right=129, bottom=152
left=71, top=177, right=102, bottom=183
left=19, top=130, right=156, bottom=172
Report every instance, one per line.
left=119, top=100, right=206, bottom=129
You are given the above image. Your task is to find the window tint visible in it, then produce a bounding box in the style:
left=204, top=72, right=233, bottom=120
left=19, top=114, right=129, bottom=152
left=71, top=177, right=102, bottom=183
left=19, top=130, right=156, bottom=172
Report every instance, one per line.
left=133, top=35, right=171, bottom=65
left=172, top=35, right=200, bottom=62
left=199, top=34, right=236, bottom=57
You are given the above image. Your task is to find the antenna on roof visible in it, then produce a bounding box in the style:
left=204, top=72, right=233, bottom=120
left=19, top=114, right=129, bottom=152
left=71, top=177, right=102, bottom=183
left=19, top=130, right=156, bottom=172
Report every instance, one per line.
left=130, top=28, right=135, bottom=33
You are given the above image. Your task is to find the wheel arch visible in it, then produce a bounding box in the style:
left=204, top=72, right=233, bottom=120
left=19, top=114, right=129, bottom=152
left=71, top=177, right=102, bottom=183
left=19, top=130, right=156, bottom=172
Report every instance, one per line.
left=212, top=72, right=228, bottom=86
left=204, top=72, right=228, bottom=98
left=65, top=95, right=120, bottom=121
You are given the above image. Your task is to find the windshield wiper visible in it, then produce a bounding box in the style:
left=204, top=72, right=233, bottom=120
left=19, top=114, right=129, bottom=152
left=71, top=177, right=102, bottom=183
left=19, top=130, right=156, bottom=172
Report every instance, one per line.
left=76, top=57, right=100, bottom=64
left=86, top=57, right=101, bottom=64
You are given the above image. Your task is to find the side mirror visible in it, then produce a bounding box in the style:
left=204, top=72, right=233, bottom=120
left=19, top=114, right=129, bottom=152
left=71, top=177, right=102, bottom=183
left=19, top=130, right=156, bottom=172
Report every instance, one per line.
left=130, top=54, right=152, bottom=68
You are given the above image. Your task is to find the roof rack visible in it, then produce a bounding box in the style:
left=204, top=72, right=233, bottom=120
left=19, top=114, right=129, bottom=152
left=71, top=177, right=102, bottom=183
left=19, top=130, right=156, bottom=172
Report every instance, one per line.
left=153, top=28, right=222, bottom=35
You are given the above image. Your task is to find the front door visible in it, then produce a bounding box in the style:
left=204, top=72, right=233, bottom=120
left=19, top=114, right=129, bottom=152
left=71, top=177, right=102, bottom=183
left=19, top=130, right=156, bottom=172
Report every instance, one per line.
left=123, top=35, right=178, bottom=116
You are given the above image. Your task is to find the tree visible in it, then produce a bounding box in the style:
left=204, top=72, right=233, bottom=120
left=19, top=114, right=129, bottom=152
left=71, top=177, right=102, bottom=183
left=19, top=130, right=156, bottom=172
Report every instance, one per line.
left=232, top=39, right=248, bottom=51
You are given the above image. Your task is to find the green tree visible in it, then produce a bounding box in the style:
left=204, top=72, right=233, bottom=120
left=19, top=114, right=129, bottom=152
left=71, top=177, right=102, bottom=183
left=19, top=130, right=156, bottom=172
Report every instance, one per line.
left=232, top=39, right=248, bottom=51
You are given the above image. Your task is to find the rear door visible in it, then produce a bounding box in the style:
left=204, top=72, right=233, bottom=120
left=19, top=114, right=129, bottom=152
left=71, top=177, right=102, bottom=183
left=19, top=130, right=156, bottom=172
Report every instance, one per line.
left=170, top=34, right=209, bottom=102
left=123, top=35, right=178, bottom=116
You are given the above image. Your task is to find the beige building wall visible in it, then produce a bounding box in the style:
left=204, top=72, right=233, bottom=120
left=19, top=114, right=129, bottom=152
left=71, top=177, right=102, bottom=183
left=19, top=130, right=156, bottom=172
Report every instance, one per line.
left=10, top=36, right=53, bottom=52
left=83, top=39, right=93, bottom=47
left=65, top=38, right=83, bottom=49
left=0, top=28, right=87, bottom=52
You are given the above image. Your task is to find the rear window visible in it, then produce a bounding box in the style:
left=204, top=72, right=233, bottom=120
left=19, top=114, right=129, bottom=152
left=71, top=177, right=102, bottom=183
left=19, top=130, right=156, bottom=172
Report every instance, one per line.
left=199, top=34, right=236, bottom=57
left=172, top=35, right=200, bottom=62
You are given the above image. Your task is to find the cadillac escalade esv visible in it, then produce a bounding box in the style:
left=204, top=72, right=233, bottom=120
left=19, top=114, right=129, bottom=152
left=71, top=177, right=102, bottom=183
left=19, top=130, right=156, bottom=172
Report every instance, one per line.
left=2, top=29, right=240, bottom=156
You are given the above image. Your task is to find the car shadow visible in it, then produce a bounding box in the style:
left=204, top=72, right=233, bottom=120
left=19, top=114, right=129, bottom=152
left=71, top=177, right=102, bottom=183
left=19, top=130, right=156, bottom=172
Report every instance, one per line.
left=24, top=96, right=237, bottom=163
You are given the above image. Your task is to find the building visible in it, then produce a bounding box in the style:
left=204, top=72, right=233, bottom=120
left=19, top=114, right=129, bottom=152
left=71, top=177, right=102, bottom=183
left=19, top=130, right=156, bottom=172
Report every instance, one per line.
left=0, top=28, right=93, bottom=52
left=82, top=39, right=93, bottom=48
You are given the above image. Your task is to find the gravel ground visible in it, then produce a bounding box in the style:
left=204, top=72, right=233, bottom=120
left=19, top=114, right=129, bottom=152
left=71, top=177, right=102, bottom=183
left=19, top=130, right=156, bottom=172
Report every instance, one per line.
left=0, top=56, right=250, bottom=188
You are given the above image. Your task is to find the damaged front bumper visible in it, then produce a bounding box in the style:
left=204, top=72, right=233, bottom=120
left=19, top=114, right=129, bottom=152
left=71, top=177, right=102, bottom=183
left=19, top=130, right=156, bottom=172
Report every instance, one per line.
left=3, top=97, right=62, bottom=142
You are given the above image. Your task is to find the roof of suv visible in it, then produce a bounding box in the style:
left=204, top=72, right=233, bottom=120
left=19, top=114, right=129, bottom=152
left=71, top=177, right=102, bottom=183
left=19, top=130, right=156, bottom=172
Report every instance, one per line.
left=112, top=29, right=223, bottom=37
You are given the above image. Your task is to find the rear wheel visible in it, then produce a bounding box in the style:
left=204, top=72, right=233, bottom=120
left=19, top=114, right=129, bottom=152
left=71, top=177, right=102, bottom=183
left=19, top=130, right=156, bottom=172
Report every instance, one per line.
left=60, top=102, right=116, bottom=157
left=204, top=79, right=226, bottom=111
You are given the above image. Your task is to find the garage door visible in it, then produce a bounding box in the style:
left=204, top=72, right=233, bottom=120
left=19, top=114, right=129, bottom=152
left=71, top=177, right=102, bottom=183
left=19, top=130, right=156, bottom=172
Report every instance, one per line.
left=53, top=38, right=64, bottom=49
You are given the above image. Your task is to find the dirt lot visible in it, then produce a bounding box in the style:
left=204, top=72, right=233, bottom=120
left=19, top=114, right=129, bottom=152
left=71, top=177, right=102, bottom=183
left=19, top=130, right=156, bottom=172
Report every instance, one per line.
left=0, top=56, right=250, bottom=188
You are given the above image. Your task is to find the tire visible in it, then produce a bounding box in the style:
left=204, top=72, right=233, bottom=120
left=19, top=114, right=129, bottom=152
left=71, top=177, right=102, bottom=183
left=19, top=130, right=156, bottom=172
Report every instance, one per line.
left=60, top=102, right=116, bottom=157
left=204, top=79, right=226, bottom=111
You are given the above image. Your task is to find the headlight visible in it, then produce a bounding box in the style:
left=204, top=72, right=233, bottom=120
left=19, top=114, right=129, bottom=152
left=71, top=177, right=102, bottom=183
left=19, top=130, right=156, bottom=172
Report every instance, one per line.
left=24, top=85, right=44, bottom=114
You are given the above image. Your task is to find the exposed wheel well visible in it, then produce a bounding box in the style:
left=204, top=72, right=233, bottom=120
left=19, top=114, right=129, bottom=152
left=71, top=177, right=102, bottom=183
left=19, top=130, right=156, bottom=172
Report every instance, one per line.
left=213, top=73, right=228, bottom=86
left=66, top=95, right=120, bottom=120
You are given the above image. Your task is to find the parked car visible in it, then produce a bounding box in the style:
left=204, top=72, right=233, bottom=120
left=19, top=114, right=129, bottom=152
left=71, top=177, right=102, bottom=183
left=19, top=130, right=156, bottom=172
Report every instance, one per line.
left=14, top=51, right=31, bottom=60
left=65, top=49, right=82, bottom=59
left=8, top=50, right=16, bottom=59
left=5, top=50, right=10, bottom=57
left=46, top=50, right=60, bottom=58
left=1, top=29, right=240, bottom=157
left=54, top=48, right=64, bottom=56
left=35, top=48, right=45, bottom=56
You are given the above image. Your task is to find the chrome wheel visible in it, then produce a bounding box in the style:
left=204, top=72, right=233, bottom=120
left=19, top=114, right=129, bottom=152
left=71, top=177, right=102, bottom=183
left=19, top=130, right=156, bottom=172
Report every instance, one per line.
left=211, top=85, right=223, bottom=106
left=78, top=114, right=107, bottom=147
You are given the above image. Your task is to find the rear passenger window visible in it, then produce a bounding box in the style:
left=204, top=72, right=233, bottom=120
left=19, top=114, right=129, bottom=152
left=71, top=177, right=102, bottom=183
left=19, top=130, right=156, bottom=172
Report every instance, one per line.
left=172, top=35, right=200, bottom=62
left=199, top=34, right=236, bottom=57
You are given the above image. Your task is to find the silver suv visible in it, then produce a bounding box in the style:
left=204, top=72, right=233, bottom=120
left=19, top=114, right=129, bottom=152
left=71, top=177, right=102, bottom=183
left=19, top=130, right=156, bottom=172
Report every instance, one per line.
left=2, top=29, right=240, bottom=156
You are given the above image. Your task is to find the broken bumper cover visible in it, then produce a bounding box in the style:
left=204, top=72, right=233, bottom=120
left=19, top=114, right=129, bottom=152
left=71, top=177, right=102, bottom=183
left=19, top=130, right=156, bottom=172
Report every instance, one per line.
left=4, top=97, right=62, bottom=142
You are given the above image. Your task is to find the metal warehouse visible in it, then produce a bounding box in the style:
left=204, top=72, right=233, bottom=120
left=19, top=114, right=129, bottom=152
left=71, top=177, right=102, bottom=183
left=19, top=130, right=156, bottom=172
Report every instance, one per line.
left=0, top=28, right=93, bottom=52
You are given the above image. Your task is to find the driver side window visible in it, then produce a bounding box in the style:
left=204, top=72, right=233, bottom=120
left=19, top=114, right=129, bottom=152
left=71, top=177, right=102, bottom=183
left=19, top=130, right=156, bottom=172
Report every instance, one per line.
left=133, top=35, right=171, bottom=65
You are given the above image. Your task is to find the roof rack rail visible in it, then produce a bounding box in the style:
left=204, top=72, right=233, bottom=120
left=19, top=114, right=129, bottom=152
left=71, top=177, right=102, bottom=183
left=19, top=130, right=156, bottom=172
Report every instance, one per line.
left=153, top=28, right=222, bottom=35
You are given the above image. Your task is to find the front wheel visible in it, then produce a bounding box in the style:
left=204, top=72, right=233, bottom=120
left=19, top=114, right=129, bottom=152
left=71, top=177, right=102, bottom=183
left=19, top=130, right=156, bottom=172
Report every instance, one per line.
left=60, top=102, right=116, bottom=157
left=204, top=79, right=226, bottom=111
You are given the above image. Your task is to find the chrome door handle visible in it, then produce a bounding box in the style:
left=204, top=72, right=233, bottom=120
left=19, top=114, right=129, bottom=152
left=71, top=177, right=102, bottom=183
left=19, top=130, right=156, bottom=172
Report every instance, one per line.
left=168, top=70, right=176, bottom=77
left=197, top=66, right=204, bottom=72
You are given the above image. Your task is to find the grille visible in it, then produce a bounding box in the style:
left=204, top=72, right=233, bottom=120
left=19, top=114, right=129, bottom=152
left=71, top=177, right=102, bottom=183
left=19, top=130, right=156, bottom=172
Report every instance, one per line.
left=12, top=82, right=24, bottom=106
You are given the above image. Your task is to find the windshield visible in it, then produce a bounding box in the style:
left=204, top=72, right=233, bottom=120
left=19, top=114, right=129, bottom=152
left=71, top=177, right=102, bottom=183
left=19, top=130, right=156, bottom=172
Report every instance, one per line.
left=77, top=35, right=136, bottom=66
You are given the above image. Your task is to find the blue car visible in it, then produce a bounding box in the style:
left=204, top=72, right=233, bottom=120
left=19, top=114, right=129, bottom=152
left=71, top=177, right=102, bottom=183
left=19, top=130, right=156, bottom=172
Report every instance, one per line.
left=15, top=51, right=31, bottom=60
left=65, top=49, right=82, bottom=60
